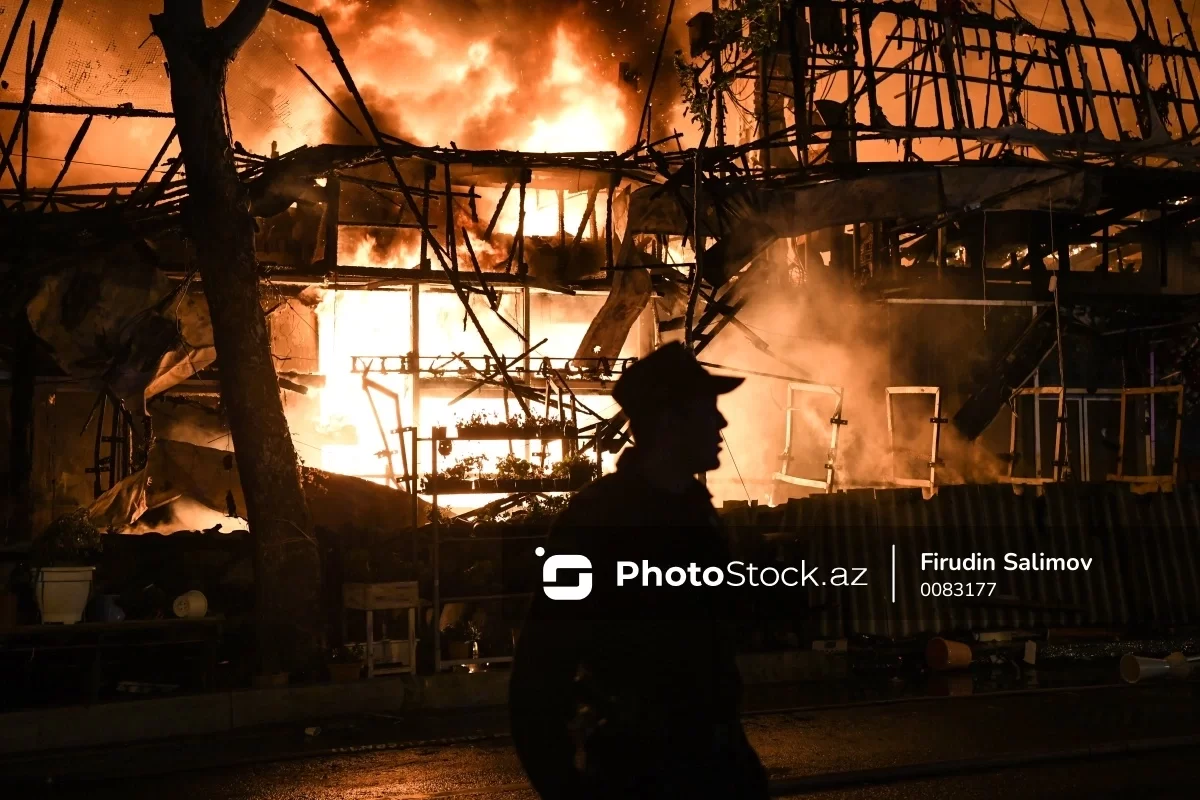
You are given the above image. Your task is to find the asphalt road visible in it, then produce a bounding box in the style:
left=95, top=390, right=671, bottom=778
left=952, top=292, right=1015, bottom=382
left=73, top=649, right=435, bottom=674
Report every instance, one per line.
left=24, top=683, right=1200, bottom=799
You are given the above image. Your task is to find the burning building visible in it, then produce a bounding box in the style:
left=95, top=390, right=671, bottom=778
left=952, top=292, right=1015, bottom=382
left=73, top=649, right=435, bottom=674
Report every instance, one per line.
left=3, top=0, right=1200, bottom=680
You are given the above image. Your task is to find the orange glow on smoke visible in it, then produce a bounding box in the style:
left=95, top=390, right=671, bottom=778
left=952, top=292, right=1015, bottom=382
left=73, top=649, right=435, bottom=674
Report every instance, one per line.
left=522, top=28, right=628, bottom=153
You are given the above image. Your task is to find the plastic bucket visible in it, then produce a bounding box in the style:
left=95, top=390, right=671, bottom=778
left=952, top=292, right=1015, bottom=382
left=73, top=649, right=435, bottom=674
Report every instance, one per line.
left=1120, top=654, right=1173, bottom=684
left=36, top=567, right=95, bottom=624
left=172, top=590, right=208, bottom=618
left=926, top=637, right=973, bottom=671
left=1121, top=653, right=1194, bottom=683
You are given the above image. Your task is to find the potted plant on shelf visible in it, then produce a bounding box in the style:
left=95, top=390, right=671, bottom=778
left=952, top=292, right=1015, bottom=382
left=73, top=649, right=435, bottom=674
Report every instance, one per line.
left=327, top=644, right=365, bottom=682
left=455, top=411, right=505, bottom=436
left=551, top=454, right=599, bottom=487
left=495, top=453, right=541, bottom=489
left=442, top=619, right=482, bottom=662
left=516, top=413, right=558, bottom=437
left=425, top=454, right=488, bottom=492
left=31, top=509, right=103, bottom=625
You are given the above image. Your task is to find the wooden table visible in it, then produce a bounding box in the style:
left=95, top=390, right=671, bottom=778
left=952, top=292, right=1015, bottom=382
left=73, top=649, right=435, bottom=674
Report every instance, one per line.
left=343, top=582, right=424, bottom=677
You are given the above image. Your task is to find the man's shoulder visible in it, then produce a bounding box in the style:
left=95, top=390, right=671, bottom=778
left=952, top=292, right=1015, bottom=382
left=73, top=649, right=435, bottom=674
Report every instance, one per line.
left=565, top=471, right=631, bottom=508
left=545, top=472, right=638, bottom=549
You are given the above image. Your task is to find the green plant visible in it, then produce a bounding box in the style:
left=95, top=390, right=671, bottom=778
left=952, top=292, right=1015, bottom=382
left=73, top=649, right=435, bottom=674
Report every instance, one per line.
left=495, top=454, right=537, bottom=480
left=492, top=494, right=570, bottom=525
left=443, top=455, right=488, bottom=480
left=456, top=411, right=501, bottom=430
left=328, top=644, right=365, bottom=663
left=516, top=413, right=557, bottom=433
left=674, top=0, right=788, bottom=134
left=550, top=453, right=599, bottom=482
left=31, top=509, right=103, bottom=567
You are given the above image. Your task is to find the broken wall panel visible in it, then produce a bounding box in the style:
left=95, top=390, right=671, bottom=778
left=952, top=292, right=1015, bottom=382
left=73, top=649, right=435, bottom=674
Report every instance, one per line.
left=952, top=307, right=1059, bottom=441
left=88, top=439, right=430, bottom=534
left=573, top=268, right=653, bottom=361
left=25, top=250, right=215, bottom=414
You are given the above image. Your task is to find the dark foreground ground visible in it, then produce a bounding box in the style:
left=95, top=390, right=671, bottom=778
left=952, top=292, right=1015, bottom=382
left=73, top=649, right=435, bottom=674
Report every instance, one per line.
left=36, top=748, right=1200, bottom=799
left=6, top=681, right=1200, bottom=799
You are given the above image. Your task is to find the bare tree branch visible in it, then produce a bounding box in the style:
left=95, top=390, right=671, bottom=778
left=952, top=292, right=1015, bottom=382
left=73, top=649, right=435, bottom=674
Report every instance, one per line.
left=215, top=0, right=274, bottom=58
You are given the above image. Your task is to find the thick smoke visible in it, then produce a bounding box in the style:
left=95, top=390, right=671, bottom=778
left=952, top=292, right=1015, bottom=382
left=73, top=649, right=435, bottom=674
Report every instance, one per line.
left=295, top=0, right=692, bottom=150
left=703, top=251, right=1006, bottom=506
left=1, top=0, right=697, bottom=189
left=5, top=0, right=1172, bottom=187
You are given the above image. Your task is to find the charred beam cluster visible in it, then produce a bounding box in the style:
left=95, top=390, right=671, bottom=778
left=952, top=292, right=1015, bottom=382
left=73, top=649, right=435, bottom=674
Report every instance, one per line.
left=6, top=1, right=1200, bottom=487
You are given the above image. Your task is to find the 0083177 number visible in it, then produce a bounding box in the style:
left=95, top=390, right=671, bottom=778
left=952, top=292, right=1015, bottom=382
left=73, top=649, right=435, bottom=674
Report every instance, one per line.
left=920, top=582, right=997, bottom=597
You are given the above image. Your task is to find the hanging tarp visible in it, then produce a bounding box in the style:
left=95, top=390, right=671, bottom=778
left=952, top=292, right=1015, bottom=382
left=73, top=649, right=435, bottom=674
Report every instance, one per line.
left=89, top=440, right=430, bottom=534
left=25, top=243, right=216, bottom=413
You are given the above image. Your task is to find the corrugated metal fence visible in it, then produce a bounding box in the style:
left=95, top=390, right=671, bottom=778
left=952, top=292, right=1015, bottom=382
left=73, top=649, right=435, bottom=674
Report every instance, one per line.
left=722, top=483, right=1200, bottom=638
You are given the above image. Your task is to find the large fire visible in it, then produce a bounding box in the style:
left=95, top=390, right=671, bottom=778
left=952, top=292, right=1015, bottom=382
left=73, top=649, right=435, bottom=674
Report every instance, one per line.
left=2, top=1, right=645, bottom=509
left=336, top=20, right=627, bottom=266
left=313, top=287, right=629, bottom=509
left=305, top=10, right=634, bottom=504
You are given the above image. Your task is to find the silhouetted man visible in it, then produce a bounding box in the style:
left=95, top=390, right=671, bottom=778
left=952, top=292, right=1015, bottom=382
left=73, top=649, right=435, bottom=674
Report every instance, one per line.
left=510, top=342, right=768, bottom=799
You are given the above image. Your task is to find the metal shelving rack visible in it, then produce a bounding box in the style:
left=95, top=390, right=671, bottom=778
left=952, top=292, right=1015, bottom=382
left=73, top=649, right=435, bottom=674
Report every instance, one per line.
left=350, top=345, right=625, bottom=672
left=424, top=425, right=602, bottom=671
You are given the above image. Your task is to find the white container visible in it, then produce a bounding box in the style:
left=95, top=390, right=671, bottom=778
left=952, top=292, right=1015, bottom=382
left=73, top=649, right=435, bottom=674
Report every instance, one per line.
left=1121, top=654, right=1172, bottom=683
left=173, top=590, right=208, bottom=618
left=36, top=567, right=95, bottom=624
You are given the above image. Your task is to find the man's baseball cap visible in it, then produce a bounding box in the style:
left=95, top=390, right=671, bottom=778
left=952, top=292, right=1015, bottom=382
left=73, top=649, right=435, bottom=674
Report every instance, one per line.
left=612, top=342, right=744, bottom=419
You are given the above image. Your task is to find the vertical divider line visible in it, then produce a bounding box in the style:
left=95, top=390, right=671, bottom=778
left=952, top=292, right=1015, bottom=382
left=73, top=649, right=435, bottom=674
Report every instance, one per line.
left=892, top=544, right=897, bottom=604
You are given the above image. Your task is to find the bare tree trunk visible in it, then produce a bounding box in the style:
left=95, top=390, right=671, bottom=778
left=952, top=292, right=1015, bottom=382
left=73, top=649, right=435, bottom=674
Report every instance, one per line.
left=152, top=0, right=322, bottom=675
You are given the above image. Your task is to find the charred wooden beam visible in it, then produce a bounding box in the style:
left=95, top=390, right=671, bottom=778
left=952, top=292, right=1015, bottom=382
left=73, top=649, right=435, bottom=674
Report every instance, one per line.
left=323, top=171, right=340, bottom=269
left=1046, top=42, right=1074, bottom=135
left=420, top=162, right=433, bottom=268
left=19, top=21, right=35, bottom=197
left=570, top=184, right=600, bottom=251
left=684, top=152, right=703, bottom=347
left=296, top=63, right=364, bottom=139
left=857, top=5, right=884, bottom=127
left=461, top=227, right=499, bottom=309
left=339, top=220, right=432, bottom=230
left=1079, top=5, right=1128, bottom=140
left=0, top=0, right=65, bottom=187
left=1058, top=3, right=1102, bottom=132
left=636, top=0, right=677, bottom=145
left=0, top=0, right=32, bottom=83
left=817, top=0, right=1200, bottom=58
left=444, top=162, right=456, bottom=272
left=0, top=101, right=174, bottom=118
left=483, top=181, right=512, bottom=242
left=785, top=1, right=810, bottom=165
left=1170, top=0, right=1200, bottom=131
left=516, top=169, right=528, bottom=274
left=125, top=127, right=177, bottom=208
left=952, top=306, right=1059, bottom=440
left=338, top=173, right=479, bottom=200
left=35, top=115, right=92, bottom=212
left=605, top=174, right=615, bottom=271
left=863, top=63, right=1181, bottom=106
